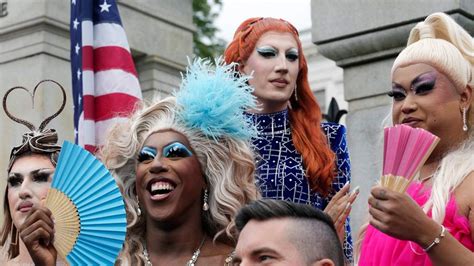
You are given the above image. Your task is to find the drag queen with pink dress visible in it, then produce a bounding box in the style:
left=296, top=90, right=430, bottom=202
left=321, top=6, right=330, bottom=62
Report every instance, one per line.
left=358, top=12, right=474, bottom=265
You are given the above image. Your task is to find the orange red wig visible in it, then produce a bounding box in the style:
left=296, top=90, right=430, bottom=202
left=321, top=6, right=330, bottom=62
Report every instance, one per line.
left=224, top=17, right=335, bottom=195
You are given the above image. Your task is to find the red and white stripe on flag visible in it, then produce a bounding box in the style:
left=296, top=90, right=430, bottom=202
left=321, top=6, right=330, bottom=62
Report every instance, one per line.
left=71, top=0, right=142, bottom=153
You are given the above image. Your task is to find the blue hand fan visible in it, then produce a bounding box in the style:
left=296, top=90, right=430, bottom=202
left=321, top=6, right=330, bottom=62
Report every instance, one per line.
left=45, top=141, right=127, bottom=265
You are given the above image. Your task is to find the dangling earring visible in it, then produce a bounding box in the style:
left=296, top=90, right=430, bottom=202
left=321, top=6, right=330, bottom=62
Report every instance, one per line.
left=294, top=85, right=298, bottom=102
left=202, top=189, right=209, bottom=211
left=11, top=225, right=18, bottom=246
left=463, top=107, right=468, bottom=132
left=136, top=196, right=142, bottom=217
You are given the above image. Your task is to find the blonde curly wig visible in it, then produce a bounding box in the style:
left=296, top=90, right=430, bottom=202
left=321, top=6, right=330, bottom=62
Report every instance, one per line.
left=100, top=97, right=259, bottom=265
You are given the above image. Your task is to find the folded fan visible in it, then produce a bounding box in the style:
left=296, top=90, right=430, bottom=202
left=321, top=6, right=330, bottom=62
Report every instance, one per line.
left=45, top=141, right=127, bottom=265
left=381, top=124, right=439, bottom=192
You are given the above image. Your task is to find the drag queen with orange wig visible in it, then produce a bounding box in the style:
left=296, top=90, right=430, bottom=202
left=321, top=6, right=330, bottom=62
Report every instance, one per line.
left=224, top=17, right=356, bottom=262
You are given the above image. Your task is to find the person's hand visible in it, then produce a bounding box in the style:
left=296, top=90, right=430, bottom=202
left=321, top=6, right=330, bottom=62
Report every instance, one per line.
left=324, top=182, right=359, bottom=241
left=19, top=206, right=57, bottom=266
left=368, top=185, right=439, bottom=245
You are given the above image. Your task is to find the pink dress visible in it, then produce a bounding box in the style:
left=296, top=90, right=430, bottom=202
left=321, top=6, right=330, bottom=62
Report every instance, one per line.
left=359, top=182, right=474, bottom=266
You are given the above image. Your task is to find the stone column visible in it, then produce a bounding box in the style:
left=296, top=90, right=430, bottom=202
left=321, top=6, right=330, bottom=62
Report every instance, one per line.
left=311, top=0, right=474, bottom=235
left=118, top=0, right=194, bottom=99
left=0, top=0, right=193, bottom=199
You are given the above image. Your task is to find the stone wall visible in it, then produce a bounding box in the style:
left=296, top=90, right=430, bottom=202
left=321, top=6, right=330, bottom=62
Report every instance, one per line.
left=0, top=0, right=194, bottom=207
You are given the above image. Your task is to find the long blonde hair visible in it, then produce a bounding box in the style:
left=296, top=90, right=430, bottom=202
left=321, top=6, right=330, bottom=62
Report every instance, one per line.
left=100, top=98, right=259, bottom=265
left=356, top=12, right=474, bottom=262
left=392, top=11, right=474, bottom=223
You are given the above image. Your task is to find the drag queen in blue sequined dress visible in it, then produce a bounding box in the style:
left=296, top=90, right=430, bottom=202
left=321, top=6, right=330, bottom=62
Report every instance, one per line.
left=225, top=17, right=357, bottom=263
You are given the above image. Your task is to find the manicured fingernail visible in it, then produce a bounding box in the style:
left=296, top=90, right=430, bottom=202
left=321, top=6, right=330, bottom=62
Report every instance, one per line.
left=345, top=202, right=351, bottom=209
left=353, top=186, right=360, bottom=194
left=344, top=181, right=350, bottom=187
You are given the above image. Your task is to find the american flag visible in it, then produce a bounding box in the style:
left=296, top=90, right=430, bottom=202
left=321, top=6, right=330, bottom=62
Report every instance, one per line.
left=71, top=0, right=142, bottom=153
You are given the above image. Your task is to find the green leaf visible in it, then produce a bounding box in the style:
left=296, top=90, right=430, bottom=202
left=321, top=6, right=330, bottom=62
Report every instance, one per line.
left=192, top=0, right=225, bottom=58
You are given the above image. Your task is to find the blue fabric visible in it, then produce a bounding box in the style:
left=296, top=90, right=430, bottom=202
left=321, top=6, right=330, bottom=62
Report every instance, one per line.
left=246, top=109, right=353, bottom=262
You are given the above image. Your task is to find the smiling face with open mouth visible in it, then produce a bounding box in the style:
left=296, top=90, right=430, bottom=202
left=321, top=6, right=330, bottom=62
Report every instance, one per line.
left=135, top=130, right=205, bottom=224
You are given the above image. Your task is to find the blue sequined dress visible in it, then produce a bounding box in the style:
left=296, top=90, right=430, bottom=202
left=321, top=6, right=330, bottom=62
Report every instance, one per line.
left=246, top=109, right=353, bottom=262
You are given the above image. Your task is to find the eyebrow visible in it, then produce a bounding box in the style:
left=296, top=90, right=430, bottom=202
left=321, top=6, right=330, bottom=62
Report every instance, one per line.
left=412, top=72, right=436, bottom=86
left=143, top=140, right=190, bottom=150
left=256, top=46, right=278, bottom=53
left=9, top=168, right=53, bottom=178
left=141, top=146, right=157, bottom=152
left=250, top=247, right=280, bottom=257
left=7, top=172, right=21, bottom=179
left=163, top=141, right=188, bottom=148
left=257, top=45, right=298, bottom=52
left=392, top=71, right=436, bottom=89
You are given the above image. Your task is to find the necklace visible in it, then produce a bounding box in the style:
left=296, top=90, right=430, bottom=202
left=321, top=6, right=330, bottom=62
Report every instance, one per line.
left=143, top=237, right=206, bottom=266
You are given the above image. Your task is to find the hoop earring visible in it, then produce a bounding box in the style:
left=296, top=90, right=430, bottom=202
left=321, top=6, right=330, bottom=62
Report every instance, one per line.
left=463, top=107, right=468, bottom=132
left=202, top=189, right=209, bottom=211
left=11, top=225, right=18, bottom=246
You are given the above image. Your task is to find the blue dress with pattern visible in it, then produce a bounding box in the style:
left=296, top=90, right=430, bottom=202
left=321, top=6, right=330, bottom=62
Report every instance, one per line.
left=247, top=109, right=353, bottom=262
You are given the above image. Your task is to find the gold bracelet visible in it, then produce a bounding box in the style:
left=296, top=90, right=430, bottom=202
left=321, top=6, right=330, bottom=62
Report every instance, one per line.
left=423, top=225, right=446, bottom=252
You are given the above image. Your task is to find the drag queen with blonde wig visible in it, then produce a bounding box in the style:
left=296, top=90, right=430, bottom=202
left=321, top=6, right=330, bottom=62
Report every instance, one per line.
left=358, top=12, right=474, bottom=265
left=100, top=59, right=259, bottom=265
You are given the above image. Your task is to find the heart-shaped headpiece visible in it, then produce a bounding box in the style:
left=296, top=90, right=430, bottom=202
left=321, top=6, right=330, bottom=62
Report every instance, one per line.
left=3, top=80, right=66, bottom=172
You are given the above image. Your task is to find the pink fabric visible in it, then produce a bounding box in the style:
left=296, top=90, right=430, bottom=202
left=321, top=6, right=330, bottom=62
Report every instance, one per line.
left=359, top=182, right=474, bottom=266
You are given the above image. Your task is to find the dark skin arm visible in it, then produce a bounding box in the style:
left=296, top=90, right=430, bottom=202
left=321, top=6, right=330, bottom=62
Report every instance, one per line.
left=19, top=206, right=57, bottom=266
left=369, top=185, right=474, bottom=266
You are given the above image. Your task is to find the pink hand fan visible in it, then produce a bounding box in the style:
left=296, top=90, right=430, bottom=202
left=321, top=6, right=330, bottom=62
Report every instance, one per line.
left=381, top=124, right=440, bottom=192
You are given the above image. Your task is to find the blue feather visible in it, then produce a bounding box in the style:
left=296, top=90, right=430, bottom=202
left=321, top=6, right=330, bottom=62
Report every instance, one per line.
left=175, top=58, right=257, bottom=140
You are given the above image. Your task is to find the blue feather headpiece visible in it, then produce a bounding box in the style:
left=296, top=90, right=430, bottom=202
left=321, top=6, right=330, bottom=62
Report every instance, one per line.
left=174, top=58, right=257, bottom=141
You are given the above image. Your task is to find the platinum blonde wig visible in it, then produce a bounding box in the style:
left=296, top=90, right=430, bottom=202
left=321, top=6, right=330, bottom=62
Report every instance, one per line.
left=100, top=60, right=260, bottom=265
left=357, top=13, right=474, bottom=262
left=392, top=12, right=474, bottom=222
left=392, top=12, right=474, bottom=125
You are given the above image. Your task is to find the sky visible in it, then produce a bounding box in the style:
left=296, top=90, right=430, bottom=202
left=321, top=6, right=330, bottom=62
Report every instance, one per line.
left=215, top=0, right=312, bottom=42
